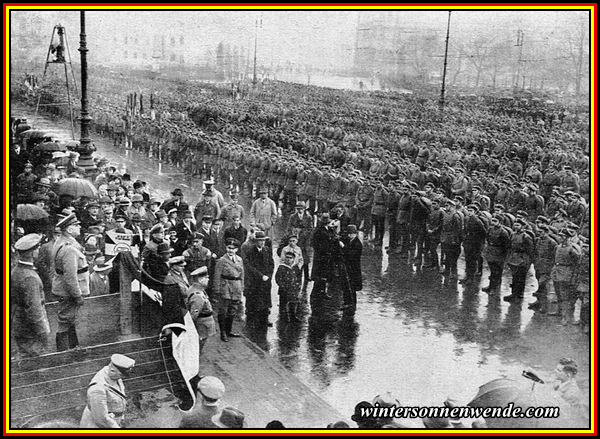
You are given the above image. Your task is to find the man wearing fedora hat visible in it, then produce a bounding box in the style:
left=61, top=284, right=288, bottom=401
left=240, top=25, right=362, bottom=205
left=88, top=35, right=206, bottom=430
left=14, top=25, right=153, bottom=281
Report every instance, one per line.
left=90, top=256, right=113, bottom=296
left=11, top=234, right=50, bottom=358
left=32, top=177, right=59, bottom=212
left=243, top=231, right=274, bottom=329
left=143, top=242, right=173, bottom=283
left=80, top=353, right=135, bottom=428
left=52, top=213, right=89, bottom=351
left=179, top=376, right=226, bottom=429
left=161, top=188, right=191, bottom=218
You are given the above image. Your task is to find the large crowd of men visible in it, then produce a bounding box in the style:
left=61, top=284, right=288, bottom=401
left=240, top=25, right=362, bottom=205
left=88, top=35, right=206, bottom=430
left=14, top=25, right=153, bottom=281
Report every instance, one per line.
left=10, top=73, right=592, bottom=364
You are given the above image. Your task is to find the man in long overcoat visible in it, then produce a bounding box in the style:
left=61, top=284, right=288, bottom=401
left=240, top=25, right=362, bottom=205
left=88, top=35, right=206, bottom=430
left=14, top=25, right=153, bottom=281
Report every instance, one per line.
left=242, top=231, right=274, bottom=328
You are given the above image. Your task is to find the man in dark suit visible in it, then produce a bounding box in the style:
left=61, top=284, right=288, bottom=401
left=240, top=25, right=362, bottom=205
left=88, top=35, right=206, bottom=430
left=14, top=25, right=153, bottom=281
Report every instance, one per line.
left=161, top=188, right=190, bottom=218
left=242, top=231, right=274, bottom=328
left=341, top=224, right=363, bottom=311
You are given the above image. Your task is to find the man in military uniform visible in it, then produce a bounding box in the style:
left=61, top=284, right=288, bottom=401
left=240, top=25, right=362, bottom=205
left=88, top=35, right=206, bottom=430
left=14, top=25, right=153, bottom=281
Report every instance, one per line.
left=355, top=179, right=374, bottom=241
left=219, top=191, right=245, bottom=229
left=213, top=238, right=245, bottom=341
left=52, top=213, right=89, bottom=351
left=504, top=218, right=535, bottom=302
left=440, top=200, right=463, bottom=280
left=186, top=266, right=215, bottom=355
left=15, top=161, right=37, bottom=203
left=482, top=214, right=511, bottom=294
left=529, top=223, right=557, bottom=313
left=179, top=376, right=226, bottom=429
left=11, top=234, right=50, bottom=358
left=460, top=204, right=487, bottom=285
left=80, top=354, right=135, bottom=428
left=550, top=229, right=582, bottom=325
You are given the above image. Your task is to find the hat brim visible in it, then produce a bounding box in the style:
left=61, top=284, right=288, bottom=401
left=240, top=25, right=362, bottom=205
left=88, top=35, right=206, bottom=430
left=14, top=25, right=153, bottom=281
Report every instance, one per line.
left=93, top=265, right=112, bottom=271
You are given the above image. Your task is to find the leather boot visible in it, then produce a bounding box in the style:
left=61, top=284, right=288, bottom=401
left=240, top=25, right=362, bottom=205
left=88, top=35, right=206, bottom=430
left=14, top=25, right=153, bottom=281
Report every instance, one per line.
left=226, top=316, right=241, bottom=337
left=68, top=326, right=79, bottom=349
left=218, top=316, right=228, bottom=342
left=56, top=332, right=70, bottom=352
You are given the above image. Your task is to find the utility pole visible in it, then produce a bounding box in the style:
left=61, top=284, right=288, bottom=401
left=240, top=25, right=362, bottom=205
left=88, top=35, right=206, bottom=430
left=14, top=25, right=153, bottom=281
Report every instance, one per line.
left=575, top=16, right=586, bottom=118
left=252, top=14, right=262, bottom=87
left=439, top=10, right=451, bottom=111
left=76, top=10, right=96, bottom=171
left=515, top=29, right=524, bottom=91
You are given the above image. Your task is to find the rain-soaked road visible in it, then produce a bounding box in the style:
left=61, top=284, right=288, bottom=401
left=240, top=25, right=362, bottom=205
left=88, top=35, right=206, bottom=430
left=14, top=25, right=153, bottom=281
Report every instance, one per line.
left=17, top=108, right=590, bottom=422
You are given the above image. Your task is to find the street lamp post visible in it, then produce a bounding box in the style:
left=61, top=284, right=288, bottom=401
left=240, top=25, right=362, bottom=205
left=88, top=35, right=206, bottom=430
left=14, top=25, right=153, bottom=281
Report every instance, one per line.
left=76, top=10, right=96, bottom=171
left=439, top=11, right=452, bottom=111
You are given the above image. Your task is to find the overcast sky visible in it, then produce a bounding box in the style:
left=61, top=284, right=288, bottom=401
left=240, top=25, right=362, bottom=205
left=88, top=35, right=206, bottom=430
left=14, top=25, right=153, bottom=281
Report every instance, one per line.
left=11, top=8, right=589, bottom=72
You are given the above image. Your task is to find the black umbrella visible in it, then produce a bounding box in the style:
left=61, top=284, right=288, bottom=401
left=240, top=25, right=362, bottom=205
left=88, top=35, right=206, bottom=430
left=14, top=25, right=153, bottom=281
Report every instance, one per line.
left=36, top=142, right=67, bottom=152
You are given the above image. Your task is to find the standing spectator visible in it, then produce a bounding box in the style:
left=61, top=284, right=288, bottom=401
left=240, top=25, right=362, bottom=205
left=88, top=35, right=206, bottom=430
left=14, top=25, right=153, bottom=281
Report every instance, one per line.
left=275, top=251, right=302, bottom=322
left=223, top=215, right=248, bottom=245
left=182, top=233, right=212, bottom=276
left=194, top=190, right=221, bottom=225
left=311, top=213, right=336, bottom=304
left=341, top=224, right=363, bottom=311
left=36, top=226, right=60, bottom=303
left=11, top=234, right=50, bottom=358
left=89, top=256, right=112, bottom=296
left=213, top=238, right=245, bottom=342
left=219, top=191, right=245, bottom=229
left=15, top=161, right=37, bottom=203
left=249, top=188, right=278, bottom=239
left=52, top=213, right=88, bottom=351
left=175, top=211, right=197, bottom=250
left=243, top=231, right=275, bottom=328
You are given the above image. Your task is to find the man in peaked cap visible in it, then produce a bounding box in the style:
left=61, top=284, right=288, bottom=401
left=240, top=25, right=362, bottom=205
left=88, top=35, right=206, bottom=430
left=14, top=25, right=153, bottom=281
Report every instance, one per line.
left=80, top=353, right=135, bottom=428
left=179, top=376, right=226, bottom=429
left=53, top=213, right=89, bottom=351
left=214, top=237, right=245, bottom=341
left=11, top=234, right=50, bottom=358
left=186, top=266, right=215, bottom=354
